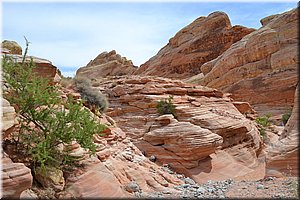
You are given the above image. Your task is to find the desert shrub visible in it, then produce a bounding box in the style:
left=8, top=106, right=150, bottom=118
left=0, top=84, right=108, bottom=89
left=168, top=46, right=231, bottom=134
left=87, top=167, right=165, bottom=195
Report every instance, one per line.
left=282, top=108, right=292, bottom=125
left=60, top=77, right=74, bottom=88
left=2, top=40, right=106, bottom=171
left=74, top=77, right=108, bottom=113
left=255, top=113, right=272, bottom=138
left=156, top=95, right=176, bottom=116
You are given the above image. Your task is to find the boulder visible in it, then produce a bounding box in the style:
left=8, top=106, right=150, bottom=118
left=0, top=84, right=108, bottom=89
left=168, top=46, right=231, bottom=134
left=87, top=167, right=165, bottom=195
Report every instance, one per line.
left=197, top=8, right=298, bottom=115
left=134, top=11, right=255, bottom=79
left=1, top=40, right=22, bottom=55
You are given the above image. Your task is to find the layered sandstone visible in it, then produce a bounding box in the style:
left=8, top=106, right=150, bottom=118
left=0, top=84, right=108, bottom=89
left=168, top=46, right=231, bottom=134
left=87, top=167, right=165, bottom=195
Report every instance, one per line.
left=265, top=83, right=299, bottom=177
left=58, top=103, right=184, bottom=198
left=95, top=76, right=263, bottom=182
left=1, top=98, right=17, bottom=138
left=76, top=50, right=137, bottom=79
left=134, top=11, right=255, bottom=79
left=197, top=9, right=298, bottom=115
left=1, top=153, right=33, bottom=198
left=1, top=40, right=60, bottom=83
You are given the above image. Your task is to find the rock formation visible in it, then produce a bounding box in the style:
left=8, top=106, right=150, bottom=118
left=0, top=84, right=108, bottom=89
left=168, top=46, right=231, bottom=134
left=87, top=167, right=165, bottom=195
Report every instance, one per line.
left=58, top=109, right=185, bottom=198
left=197, top=9, right=298, bottom=115
left=76, top=50, right=137, bottom=79
left=1, top=40, right=22, bottom=55
left=1, top=98, right=17, bottom=139
left=1, top=154, right=33, bottom=198
left=265, top=83, right=298, bottom=177
left=1, top=98, right=33, bottom=199
left=95, top=75, right=263, bottom=182
left=1, top=40, right=60, bottom=84
left=134, top=11, right=255, bottom=79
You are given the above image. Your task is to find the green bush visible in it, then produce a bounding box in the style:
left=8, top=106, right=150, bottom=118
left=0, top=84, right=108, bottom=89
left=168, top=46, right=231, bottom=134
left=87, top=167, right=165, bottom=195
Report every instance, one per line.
left=156, top=95, right=176, bottom=116
left=255, top=113, right=272, bottom=138
left=2, top=41, right=106, bottom=171
left=74, top=77, right=108, bottom=113
left=282, top=108, right=292, bottom=125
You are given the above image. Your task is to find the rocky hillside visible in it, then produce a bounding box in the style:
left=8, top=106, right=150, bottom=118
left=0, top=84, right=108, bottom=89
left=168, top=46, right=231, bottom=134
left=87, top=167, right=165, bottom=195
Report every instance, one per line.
left=95, top=75, right=264, bottom=183
left=195, top=8, right=298, bottom=115
left=76, top=50, right=137, bottom=79
left=134, top=11, right=255, bottom=79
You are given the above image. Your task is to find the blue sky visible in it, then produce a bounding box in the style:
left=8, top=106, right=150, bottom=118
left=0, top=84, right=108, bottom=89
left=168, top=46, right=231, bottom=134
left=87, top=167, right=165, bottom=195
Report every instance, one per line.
left=2, top=1, right=298, bottom=77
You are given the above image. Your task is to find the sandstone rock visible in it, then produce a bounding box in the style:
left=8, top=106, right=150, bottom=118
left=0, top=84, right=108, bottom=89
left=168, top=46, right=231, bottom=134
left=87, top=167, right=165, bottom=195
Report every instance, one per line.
left=1, top=98, right=17, bottom=138
left=265, top=83, right=298, bottom=177
left=1, top=153, right=33, bottom=198
left=134, top=11, right=255, bottom=79
left=143, top=115, right=223, bottom=168
left=197, top=8, right=298, bottom=115
left=76, top=50, right=137, bottom=79
left=1, top=40, right=22, bottom=55
left=3, top=53, right=60, bottom=84
left=94, top=75, right=263, bottom=182
left=34, top=166, right=65, bottom=192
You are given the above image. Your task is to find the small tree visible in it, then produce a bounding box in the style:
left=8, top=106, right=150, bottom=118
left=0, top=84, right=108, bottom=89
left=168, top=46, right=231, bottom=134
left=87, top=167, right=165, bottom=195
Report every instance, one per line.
left=282, top=108, right=292, bottom=125
left=2, top=40, right=106, bottom=171
left=156, top=95, right=176, bottom=116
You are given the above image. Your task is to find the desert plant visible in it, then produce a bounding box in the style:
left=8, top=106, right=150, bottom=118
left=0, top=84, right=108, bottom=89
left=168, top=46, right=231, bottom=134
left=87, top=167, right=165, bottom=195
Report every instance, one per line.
left=255, top=113, right=272, bottom=139
left=282, top=108, right=292, bottom=125
left=2, top=40, right=106, bottom=172
left=74, top=77, right=108, bottom=113
left=156, top=95, right=176, bottom=116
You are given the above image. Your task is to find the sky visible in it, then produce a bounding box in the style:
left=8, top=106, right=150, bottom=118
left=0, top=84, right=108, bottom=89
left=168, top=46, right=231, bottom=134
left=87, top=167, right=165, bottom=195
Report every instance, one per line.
left=1, top=0, right=298, bottom=77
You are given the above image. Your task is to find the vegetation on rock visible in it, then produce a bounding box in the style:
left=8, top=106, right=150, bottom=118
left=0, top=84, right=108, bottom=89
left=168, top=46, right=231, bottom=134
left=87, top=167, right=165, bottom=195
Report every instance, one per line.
left=74, top=77, right=108, bottom=113
left=255, top=113, right=272, bottom=139
left=156, top=95, right=176, bottom=116
left=2, top=41, right=106, bottom=172
left=282, top=108, right=292, bottom=125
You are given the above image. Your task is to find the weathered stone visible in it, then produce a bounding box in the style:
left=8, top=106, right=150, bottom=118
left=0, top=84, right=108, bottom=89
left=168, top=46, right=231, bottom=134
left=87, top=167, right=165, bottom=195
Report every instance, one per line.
left=1, top=98, right=17, bottom=138
left=197, top=9, right=298, bottom=115
left=265, top=83, right=299, bottom=177
left=1, top=40, right=22, bottom=55
left=2, top=154, right=33, bottom=198
left=34, top=166, right=65, bottom=192
left=134, top=11, right=255, bottom=79
left=76, top=50, right=137, bottom=79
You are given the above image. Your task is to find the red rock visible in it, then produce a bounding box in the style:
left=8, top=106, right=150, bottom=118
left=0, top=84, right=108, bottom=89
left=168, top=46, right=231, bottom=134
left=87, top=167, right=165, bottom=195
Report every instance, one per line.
left=134, top=11, right=255, bottom=79
left=76, top=50, right=137, bottom=79
left=265, top=83, right=298, bottom=177
left=197, top=9, right=298, bottom=115
left=1, top=153, right=33, bottom=198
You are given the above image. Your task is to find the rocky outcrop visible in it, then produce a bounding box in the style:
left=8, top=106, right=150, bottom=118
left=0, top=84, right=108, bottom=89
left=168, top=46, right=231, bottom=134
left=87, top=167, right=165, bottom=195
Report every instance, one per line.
left=1, top=98, right=17, bottom=139
left=76, top=50, right=137, bottom=79
left=197, top=9, right=298, bottom=115
left=1, top=40, right=60, bottom=84
left=95, top=76, right=263, bottom=182
left=1, top=40, right=22, bottom=55
left=59, top=110, right=184, bottom=198
left=1, top=153, right=33, bottom=198
left=265, top=83, right=298, bottom=177
left=134, top=11, right=255, bottom=79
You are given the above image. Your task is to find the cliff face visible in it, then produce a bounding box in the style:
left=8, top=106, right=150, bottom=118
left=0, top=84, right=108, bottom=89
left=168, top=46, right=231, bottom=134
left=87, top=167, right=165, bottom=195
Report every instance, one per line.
left=197, top=9, right=298, bottom=115
left=265, top=83, right=299, bottom=177
left=76, top=50, right=137, bottom=79
left=134, top=11, right=255, bottom=79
